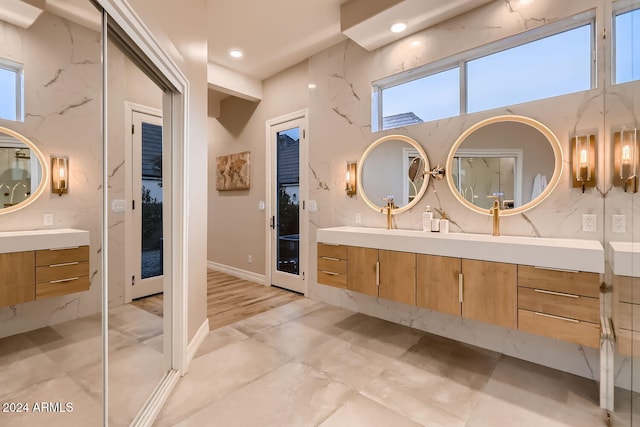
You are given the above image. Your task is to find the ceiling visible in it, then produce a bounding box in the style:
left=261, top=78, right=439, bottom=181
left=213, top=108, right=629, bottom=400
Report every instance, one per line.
left=206, top=0, right=494, bottom=102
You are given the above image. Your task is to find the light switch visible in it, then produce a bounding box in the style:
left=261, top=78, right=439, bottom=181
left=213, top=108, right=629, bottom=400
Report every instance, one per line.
left=258, top=200, right=265, bottom=211
left=308, top=200, right=317, bottom=213
left=112, top=199, right=127, bottom=213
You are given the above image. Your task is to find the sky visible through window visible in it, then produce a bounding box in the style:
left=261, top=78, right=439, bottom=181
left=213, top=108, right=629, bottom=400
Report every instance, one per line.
left=0, top=67, right=17, bottom=121
left=616, top=7, right=640, bottom=84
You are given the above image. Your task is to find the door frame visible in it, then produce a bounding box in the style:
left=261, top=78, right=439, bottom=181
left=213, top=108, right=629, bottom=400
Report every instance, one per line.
left=265, top=109, right=309, bottom=296
left=124, top=102, right=163, bottom=303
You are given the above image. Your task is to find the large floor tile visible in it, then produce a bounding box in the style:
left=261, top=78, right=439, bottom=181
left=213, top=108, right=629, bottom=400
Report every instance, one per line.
left=193, top=325, right=248, bottom=359
left=154, top=338, right=291, bottom=426
left=466, top=356, right=605, bottom=427
left=0, top=376, right=101, bottom=427
left=108, top=303, right=163, bottom=342
left=320, top=392, right=423, bottom=427
left=176, top=362, right=352, bottom=427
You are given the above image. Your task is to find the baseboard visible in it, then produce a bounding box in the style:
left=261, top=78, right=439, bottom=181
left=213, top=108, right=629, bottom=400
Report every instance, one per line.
left=207, top=261, right=266, bottom=285
left=186, top=318, right=210, bottom=367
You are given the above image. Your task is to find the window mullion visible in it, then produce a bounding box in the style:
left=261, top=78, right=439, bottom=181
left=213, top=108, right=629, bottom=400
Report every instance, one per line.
left=459, top=60, right=467, bottom=116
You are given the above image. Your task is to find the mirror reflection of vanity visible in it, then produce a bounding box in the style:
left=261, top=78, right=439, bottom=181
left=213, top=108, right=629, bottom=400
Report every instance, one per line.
left=358, top=134, right=430, bottom=213
left=446, top=115, right=562, bottom=216
left=0, top=127, right=47, bottom=213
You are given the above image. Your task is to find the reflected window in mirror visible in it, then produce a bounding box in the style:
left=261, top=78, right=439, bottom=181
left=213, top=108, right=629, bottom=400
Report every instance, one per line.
left=0, top=58, right=24, bottom=121
left=614, top=4, right=640, bottom=85
left=0, top=127, right=46, bottom=212
left=446, top=116, right=562, bottom=216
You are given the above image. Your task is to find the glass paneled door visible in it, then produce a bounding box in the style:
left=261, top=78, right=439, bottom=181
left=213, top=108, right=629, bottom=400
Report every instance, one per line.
left=269, top=112, right=308, bottom=294
left=132, top=110, right=164, bottom=299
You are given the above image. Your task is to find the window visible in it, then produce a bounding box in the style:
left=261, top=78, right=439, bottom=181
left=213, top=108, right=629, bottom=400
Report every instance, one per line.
left=467, top=25, right=592, bottom=113
left=614, top=5, right=640, bottom=84
left=0, top=58, right=23, bottom=122
left=373, top=11, right=595, bottom=131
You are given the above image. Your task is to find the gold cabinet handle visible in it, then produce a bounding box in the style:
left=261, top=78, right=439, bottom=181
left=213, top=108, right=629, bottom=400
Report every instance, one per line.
left=321, top=257, right=340, bottom=262
left=376, top=261, right=380, bottom=287
left=50, top=277, right=80, bottom=284
left=321, top=271, right=339, bottom=276
left=458, top=273, right=463, bottom=303
left=534, top=289, right=579, bottom=299
left=534, top=312, right=579, bottom=323
left=49, top=261, right=80, bottom=268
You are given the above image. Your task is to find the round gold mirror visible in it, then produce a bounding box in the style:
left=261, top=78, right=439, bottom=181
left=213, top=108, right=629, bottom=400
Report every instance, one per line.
left=358, top=134, right=430, bottom=214
left=0, top=126, right=48, bottom=215
left=446, top=115, right=562, bottom=216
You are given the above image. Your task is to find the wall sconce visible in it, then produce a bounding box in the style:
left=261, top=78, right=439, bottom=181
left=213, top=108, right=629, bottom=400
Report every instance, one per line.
left=51, top=156, right=68, bottom=196
left=614, top=128, right=639, bottom=193
left=571, top=134, right=596, bottom=193
left=345, top=161, right=357, bottom=197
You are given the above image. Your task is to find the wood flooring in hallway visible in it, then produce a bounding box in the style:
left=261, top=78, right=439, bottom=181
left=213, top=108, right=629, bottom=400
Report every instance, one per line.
left=132, top=269, right=302, bottom=330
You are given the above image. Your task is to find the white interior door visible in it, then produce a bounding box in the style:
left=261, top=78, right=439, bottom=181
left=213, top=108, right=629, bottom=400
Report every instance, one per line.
left=267, top=111, right=308, bottom=295
left=131, top=109, right=164, bottom=299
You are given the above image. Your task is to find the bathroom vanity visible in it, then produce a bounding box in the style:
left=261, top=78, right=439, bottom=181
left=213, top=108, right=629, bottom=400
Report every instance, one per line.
left=610, top=242, right=640, bottom=356
left=317, top=226, right=604, bottom=348
left=0, top=228, right=90, bottom=307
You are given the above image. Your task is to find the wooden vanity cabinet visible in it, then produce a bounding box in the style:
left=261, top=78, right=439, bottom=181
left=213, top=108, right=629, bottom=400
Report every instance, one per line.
left=613, top=274, right=640, bottom=355
left=0, top=246, right=90, bottom=307
left=416, top=254, right=461, bottom=316
left=378, top=250, right=416, bottom=305
left=347, top=246, right=377, bottom=296
left=517, top=265, right=600, bottom=348
left=0, top=251, right=35, bottom=306
left=461, top=259, right=517, bottom=329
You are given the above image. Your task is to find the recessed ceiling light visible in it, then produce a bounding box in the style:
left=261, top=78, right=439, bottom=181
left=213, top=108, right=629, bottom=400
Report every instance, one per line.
left=389, top=22, right=407, bottom=33
left=229, top=49, right=243, bottom=59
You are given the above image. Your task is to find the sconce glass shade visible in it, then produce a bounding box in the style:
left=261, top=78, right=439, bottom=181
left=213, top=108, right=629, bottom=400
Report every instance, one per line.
left=51, top=157, right=68, bottom=196
left=345, top=161, right=357, bottom=197
left=614, top=128, right=639, bottom=193
left=571, top=134, right=596, bottom=192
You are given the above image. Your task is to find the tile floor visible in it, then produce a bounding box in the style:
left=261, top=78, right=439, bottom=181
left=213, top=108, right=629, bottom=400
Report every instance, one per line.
left=0, top=297, right=638, bottom=426
left=0, top=303, right=165, bottom=427
left=156, top=298, right=618, bottom=427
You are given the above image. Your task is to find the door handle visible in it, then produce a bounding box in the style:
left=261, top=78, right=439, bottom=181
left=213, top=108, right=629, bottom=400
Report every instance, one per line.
left=270, top=216, right=275, bottom=229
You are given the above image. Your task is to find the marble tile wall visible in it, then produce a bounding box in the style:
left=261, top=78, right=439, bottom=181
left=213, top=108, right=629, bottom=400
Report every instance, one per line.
left=306, top=0, right=633, bottom=388
left=0, top=12, right=103, bottom=338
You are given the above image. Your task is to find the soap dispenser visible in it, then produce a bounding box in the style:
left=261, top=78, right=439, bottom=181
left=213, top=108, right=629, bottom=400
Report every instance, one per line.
left=423, top=206, right=433, bottom=232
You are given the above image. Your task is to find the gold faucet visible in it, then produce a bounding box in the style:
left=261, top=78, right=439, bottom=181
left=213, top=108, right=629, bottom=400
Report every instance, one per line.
left=382, top=196, right=395, bottom=229
left=488, top=195, right=500, bottom=236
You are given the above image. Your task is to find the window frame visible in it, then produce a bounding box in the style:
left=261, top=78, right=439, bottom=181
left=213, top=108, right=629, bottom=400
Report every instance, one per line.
left=612, top=0, right=640, bottom=85
left=372, top=9, right=596, bottom=132
left=0, top=57, right=24, bottom=122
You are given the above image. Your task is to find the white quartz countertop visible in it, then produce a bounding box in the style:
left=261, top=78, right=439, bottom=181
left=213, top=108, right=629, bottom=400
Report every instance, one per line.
left=609, top=241, right=640, bottom=277
left=0, top=228, right=90, bottom=254
left=317, top=226, right=604, bottom=273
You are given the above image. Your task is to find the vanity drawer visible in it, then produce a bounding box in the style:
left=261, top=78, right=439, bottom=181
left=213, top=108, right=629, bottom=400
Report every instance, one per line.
left=317, top=243, right=347, bottom=260
left=518, top=265, right=599, bottom=298
left=36, top=246, right=90, bottom=267
left=317, top=270, right=348, bottom=289
left=615, top=274, right=640, bottom=304
left=518, top=309, right=600, bottom=348
left=616, top=329, right=640, bottom=356
left=318, top=256, right=347, bottom=275
left=617, top=302, right=640, bottom=331
left=36, top=276, right=90, bottom=300
left=36, top=261, right=89, bottom=284
left=518, top=287, right=599, bottom=323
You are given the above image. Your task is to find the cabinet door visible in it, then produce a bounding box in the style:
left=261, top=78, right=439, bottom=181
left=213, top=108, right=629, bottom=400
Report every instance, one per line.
left=347, top=246, right=378, bottom=297
left=379, top=250, right=416, bottom=305
left=461, top=259, right=517, bottom=329
left=0, top=251, right=35, bottom=307
left=417, top=254, right=461, bottom=316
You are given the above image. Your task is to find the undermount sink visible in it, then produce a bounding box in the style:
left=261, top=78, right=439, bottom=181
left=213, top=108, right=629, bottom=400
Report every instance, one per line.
left=0, top=228, right=89, bottom=254
left=316, top=226, right=604, bottom=273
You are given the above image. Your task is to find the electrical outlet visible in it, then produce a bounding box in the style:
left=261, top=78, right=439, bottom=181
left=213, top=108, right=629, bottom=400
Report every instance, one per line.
left=612, top=215, right=626, bottom=233
left=582, top=214, right=597, bottom=232
left=43, top=213, right=53, bottom=226
left=248, top=255, right=252, bottom=264
left=355, top=213, right=361, bottom=224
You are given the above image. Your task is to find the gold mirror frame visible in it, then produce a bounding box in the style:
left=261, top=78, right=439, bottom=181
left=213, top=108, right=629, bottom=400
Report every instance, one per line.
left=445, top=115, right=563, bottom=217
left=357, top=134, right=430, bottom=214
left=0, top=126, right=49, bottom=215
